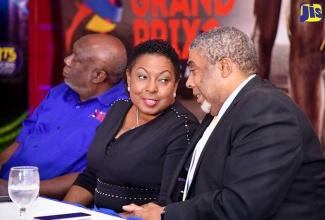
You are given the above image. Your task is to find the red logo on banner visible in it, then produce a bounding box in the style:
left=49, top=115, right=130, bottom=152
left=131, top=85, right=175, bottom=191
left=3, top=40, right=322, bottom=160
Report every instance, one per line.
left=131, top=0, right=235, bottom=59
left=64, top=0, right=235, bottom=60
left=65, top=0, right=123, bottom=53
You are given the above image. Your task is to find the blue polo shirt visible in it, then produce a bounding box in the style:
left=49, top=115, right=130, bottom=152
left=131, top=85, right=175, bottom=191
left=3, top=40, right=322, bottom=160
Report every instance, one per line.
left=0, top=80, right=129, bottom=180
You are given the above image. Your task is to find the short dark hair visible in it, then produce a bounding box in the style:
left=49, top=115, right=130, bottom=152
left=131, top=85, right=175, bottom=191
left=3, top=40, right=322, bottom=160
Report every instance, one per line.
left=190, top=26, right=259, bottom=75
left=127, top=39, right=180, bottom=80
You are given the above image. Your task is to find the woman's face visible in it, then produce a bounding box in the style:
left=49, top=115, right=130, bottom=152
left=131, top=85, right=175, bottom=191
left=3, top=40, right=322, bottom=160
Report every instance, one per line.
left=127, top=54, right=179, bottom=116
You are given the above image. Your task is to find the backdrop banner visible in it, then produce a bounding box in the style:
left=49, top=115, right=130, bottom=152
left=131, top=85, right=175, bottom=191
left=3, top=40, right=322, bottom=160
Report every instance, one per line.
left=2, top=0, right=323, bottom=151
left=0, top=0, right=28, bottom=150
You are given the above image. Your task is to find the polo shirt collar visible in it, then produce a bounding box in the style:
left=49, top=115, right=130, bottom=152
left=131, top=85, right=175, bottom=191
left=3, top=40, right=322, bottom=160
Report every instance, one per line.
left=96, top=79, right=129, bottom=106
left=66, top=79, right=128, bottom=106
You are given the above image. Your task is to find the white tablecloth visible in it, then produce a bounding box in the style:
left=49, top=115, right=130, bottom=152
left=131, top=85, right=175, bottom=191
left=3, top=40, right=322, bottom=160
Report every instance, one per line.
left=0, top=197, right=122, bottom=220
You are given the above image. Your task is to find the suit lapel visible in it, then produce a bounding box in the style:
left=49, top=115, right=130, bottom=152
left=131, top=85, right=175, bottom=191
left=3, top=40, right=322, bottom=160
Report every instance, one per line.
left=168, top=114, right=213, bottom=202
left=183, top=115, right=214, bottom=170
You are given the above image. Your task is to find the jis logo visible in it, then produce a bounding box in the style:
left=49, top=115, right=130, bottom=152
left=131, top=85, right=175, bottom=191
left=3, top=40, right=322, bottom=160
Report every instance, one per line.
left=300, top=3, right=323, bottom=22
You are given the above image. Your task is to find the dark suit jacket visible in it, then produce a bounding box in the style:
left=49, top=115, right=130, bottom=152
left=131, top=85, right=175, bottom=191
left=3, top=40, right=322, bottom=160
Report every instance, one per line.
left=164, top=76, right=325, bottom=220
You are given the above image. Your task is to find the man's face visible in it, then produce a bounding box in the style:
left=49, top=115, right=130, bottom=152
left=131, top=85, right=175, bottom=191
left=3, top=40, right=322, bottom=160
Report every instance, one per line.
left=186, top=49, right=222, bottom=116
left=62, top=38, right=96, bottom=98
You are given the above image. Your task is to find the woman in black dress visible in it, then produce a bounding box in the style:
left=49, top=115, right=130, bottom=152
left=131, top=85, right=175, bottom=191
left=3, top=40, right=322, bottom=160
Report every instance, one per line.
left=64, top=39, right=199, bottom=212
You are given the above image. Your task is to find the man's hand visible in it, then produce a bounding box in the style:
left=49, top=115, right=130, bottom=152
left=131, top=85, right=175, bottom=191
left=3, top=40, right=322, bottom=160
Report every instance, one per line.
left=122, top=203, right=144, bottom=213
left=120, top=203, right=165, bottom=220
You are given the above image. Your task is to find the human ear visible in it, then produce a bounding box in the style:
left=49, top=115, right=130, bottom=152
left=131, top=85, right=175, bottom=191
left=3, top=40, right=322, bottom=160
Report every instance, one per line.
left=220, top=58, right=232, bottom=78
left=93, top=70, right=107, bottom=83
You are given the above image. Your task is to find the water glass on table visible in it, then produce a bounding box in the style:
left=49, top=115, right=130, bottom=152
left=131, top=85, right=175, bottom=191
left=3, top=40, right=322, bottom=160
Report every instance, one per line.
left=8, top=166, right=40, bottom=220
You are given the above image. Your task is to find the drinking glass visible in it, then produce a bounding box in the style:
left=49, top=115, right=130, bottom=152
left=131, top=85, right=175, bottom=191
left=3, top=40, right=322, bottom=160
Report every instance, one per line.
left=8, top=166, right=40, bottom=220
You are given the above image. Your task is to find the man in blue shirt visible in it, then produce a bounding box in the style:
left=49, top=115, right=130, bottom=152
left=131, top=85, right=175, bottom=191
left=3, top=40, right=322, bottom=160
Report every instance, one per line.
left=0, top=34, right=129, bottom=199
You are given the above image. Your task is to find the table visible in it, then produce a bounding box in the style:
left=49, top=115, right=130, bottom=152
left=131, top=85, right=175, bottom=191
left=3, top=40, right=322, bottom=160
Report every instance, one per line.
left=0, top=197, right=122, bottom=220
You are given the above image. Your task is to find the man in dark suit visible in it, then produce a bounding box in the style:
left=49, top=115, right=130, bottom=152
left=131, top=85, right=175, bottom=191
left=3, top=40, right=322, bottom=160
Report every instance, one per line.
left=121, top=26, right=325, bottom=220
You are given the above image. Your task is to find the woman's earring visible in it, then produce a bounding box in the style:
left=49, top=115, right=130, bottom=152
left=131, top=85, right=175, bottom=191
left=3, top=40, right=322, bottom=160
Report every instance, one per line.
left=173, top=93, right=176, bottom=98
left=127, top=86, right=130, bottom=92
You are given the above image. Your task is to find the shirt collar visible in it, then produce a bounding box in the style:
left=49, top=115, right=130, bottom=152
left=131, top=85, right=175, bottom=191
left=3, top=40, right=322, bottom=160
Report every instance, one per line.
left=218, top=74, right=256, bottom=118
left=96, top=79, right=129, bottom=106
left=66, top=79, right=129, bottom=106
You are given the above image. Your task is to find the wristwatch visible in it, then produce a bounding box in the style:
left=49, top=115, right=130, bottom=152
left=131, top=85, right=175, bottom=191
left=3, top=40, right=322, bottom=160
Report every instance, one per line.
left=160, top=209, right=165, bottom=220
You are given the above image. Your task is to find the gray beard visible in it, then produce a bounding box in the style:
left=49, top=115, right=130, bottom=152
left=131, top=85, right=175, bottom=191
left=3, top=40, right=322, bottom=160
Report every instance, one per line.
left=200, top=100, right=212, bottom=114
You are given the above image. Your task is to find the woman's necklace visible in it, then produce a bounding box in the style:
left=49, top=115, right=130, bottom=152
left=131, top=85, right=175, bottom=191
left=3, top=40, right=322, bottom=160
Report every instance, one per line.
left=132, top=108, right=140, bottom=129
left=136, top=108, right=139, bottom=127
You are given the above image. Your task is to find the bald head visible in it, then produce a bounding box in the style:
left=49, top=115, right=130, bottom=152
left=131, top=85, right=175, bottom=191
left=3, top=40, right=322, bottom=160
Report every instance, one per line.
left=76, top=34, right=127, bottom=84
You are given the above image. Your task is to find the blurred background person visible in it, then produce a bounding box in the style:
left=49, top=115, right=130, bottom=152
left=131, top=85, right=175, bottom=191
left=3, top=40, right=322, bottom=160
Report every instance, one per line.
left=0, top=34, right=129, bottom=199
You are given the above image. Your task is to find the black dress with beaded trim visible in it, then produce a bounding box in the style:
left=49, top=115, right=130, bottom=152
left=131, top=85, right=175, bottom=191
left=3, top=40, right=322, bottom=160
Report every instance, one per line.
left=73, top=99, right=199, bottom=212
